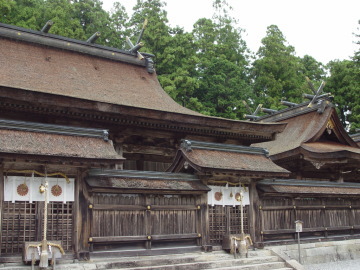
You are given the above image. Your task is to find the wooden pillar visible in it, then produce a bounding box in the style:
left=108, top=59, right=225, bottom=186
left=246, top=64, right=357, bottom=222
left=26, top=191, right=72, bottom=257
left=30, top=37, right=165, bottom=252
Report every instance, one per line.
left=145, top=194, right=151, bottom=250
left=349, top=199, right=355, bottom=235
left=198, top=192, right=210, bottom=250
left=0, top=162, right=4, bottom=255
left=76, top=168, right=91, bottom=259
left=248, top=181, right=261, bottom=247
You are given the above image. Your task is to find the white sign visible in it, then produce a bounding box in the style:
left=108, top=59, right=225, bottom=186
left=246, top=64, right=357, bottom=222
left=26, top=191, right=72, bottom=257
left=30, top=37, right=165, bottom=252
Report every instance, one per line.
left=295, top=220, right=303, bottom=233
left=4, top=176, right=74, bottom=203
left=207, top=185, right=250, bottom=206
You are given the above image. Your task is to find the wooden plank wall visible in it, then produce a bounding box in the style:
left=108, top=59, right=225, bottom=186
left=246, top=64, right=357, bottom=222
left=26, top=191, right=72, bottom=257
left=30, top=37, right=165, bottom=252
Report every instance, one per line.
left=89, top=193, right=201, bottom=250
left=259, top=196, right=360, bottom=242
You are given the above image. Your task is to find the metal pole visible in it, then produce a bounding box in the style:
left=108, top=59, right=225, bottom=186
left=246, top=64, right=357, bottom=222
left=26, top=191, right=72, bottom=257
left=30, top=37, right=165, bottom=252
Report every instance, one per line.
left=297, top=232, right=301, bottom=264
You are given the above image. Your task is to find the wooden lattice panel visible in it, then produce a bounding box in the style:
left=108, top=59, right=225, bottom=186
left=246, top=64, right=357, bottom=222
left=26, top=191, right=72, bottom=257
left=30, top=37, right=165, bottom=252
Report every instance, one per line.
left=1, top=201, right=73, bottom=255
left=209, top=205, right=249, bottom=245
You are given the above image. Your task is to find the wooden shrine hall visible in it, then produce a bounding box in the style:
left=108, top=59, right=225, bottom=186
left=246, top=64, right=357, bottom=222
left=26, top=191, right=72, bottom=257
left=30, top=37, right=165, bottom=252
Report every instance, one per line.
left=0, top=22, right=289, bottom=261
left=1, top=21, right=359, bottom=262
left=253, top=98, right=360, bottom=243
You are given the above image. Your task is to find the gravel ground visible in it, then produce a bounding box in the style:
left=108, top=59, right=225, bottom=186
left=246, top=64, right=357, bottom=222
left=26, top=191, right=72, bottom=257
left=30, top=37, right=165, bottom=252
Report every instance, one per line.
left=305, top=259, right=360, bottom=270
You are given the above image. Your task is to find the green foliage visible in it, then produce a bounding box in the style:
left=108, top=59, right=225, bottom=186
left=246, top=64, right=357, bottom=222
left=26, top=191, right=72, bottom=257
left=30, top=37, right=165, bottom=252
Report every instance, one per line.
left=326, top=59, right=360, bottom=132
left=1, top=0, right=45, bottom=29
left=300, top=55, right=326, bottom=82
left=108, top=1, right=131, bottom=49
left=42, top=0, right=85, bottom=39
left=251, top=25, right=306, bottom=109
left=192, top=0, right=252, bottom=119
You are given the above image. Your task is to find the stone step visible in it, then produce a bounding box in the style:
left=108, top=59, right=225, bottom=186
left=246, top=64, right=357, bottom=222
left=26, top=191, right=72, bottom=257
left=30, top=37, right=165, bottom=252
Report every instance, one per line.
left=108, top=258, right=286, bottom=270
left=211, top=264, right=292, bottom=270
left=0, top=250, right=292, bottom=270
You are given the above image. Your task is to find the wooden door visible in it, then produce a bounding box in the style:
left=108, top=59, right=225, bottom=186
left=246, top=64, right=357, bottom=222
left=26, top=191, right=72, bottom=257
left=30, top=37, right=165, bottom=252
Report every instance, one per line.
left=1, top=201, right=73, bottom=255
left=208, top=205, right=249, bottom=245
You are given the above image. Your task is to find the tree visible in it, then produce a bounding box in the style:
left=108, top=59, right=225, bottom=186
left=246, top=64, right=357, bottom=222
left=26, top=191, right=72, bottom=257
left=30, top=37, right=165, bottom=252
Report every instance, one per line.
left=108, top=1, right=131, bottom=49
left=71, top=0, right=114, bottom=46
left=192, top=0, right=253, bottom=119
left=0, top=0, right=45, bottom=30
left=128, top=0, right=201, bottom=110
left=326, top=20, right=360, bottom=132
left=299, top=55, right=326, bottom=82
left=326, top=60, right=359, bottom=132
left=42, top=0, right=85, bottom=39
left=251, top=25, right=306, bottom=109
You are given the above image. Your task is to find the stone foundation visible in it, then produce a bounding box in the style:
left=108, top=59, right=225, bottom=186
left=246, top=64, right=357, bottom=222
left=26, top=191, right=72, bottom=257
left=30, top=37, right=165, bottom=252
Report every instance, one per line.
left=267, top=239, right=360, bottom=265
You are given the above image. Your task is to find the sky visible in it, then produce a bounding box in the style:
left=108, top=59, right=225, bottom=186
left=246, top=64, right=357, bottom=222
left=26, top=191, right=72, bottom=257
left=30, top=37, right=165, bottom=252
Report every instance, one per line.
left=102, top=0, right=359, bottom=64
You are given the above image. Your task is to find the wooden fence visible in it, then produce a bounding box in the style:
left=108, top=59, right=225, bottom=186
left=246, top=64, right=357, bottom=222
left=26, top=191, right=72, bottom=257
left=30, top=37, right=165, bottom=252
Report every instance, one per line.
left=259, top=197, right=360, bottom=242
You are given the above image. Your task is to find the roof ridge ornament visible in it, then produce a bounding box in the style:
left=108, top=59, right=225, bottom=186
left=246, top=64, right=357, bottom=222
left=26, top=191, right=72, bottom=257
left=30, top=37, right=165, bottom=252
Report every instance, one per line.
left=125, top=19, right=155, bottom=73
left=41, top=20, right=53, bottom=33
left=87, top=32, right=101, bottom=43
left=304, top=77, right=331, bottom=109
left=243, top=101, right=262, bottom=121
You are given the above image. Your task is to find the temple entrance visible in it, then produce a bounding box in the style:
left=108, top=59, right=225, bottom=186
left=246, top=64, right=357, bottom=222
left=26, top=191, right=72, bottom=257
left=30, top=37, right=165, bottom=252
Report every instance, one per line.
left=209, top=205, right=249, bottom=245
left=1, top=201, right=73, bottom=255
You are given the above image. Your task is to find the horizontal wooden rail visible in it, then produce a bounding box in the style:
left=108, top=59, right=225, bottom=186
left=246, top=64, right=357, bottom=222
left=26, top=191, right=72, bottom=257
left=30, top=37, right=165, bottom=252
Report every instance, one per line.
left=90, top=204, right=199, bottom=211
left=90, top=235, right=147, bottom=243
left=262, top=225, right=359, bottom=235
left=151, top=233, right=200, bottom=240
left=89, top=233, right=201, bottom=243
left=150, top=205, right=199, bottom=211
left=261, top=205, right=360, bottom=211
left=91, top=204, right=146, bottom=211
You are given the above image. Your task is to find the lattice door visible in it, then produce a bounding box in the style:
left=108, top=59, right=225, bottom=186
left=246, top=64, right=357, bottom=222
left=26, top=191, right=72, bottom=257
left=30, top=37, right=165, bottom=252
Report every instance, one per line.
left=209, top=205, right=249, bottom=245
left=1, top=201, right=73, bottom=254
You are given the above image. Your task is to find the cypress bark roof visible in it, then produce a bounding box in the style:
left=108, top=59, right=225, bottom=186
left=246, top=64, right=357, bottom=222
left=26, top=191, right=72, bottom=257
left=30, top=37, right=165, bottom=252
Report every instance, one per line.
left=168, top=140, right=289, bottom=178
left=258, top=179, right=360, bottom=195
left=0, top=119, right=121, bottom=162
left=0, top=23, right=286, bottom=142
left=86, top=169, right=210, bottom=194
left=253, top=104, right=360, bottom=160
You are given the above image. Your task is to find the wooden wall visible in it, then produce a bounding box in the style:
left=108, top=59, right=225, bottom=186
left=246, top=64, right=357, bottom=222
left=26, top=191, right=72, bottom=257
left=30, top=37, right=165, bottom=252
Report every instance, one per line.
left=259, top=196, right=360, bottom=243
left=88, top=193, right=203, bottom=251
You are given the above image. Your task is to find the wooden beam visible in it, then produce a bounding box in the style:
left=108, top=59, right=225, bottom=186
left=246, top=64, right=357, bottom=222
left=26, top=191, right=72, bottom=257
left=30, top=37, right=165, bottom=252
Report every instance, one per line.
left=123, top=144, right=176, bottom=157
left=90, top=235, right=147, bottom=243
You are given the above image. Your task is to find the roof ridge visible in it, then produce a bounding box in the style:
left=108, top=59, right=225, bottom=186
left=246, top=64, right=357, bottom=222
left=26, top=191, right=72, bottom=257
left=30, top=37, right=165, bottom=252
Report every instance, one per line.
left=0, top=119, right=109, bottom=141
left=180, top=139, right=269, bottom=156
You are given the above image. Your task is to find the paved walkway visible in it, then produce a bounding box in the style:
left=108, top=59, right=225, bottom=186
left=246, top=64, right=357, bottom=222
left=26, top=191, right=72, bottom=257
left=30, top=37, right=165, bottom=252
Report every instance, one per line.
left=305, top=259, right=360, bottom=270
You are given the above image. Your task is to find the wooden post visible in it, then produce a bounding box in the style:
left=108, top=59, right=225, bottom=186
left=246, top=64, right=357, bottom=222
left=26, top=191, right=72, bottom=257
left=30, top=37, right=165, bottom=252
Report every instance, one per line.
left=0, top=162, right=4, bottom=256
left=198, top=192, right=209, bottom=249
left=350, top=199, right=355, bottom=235
left=248, top=181, right=260, bottom=246
left=73, top=169, right=80, bottom=258
left=76, top=169, right=91, bottom=259
left=145, top=194, right=151, bottom=250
